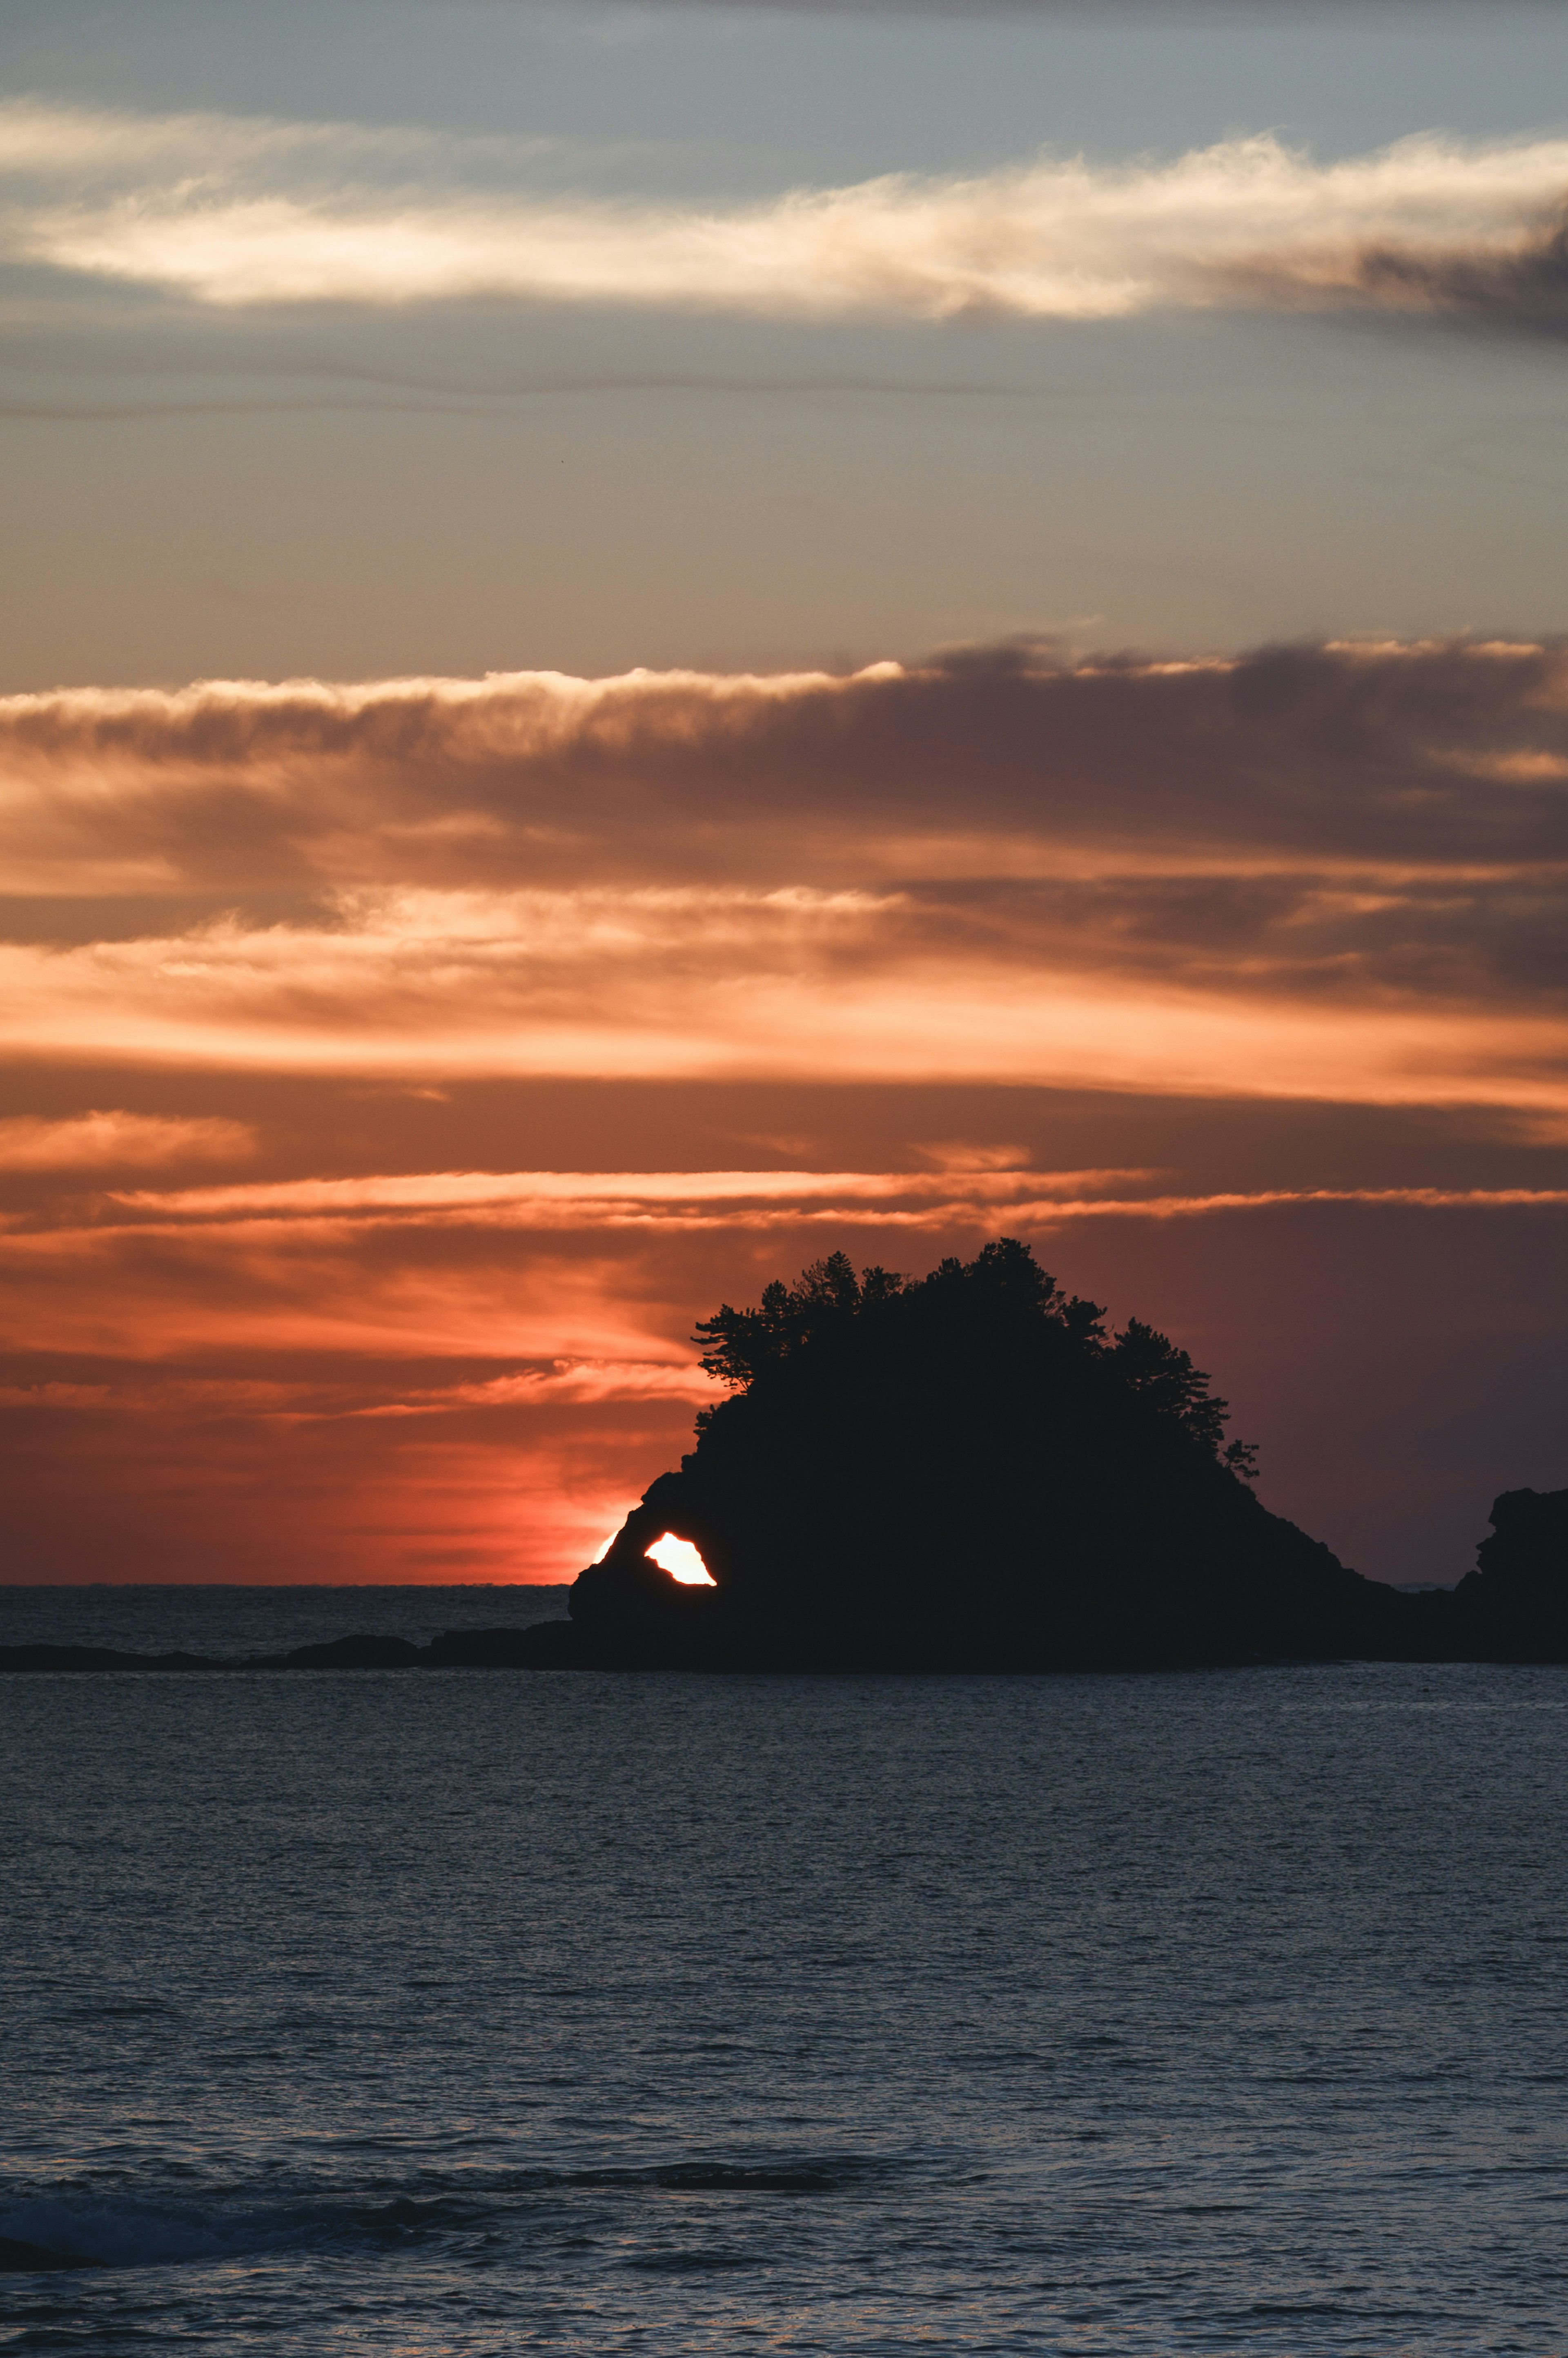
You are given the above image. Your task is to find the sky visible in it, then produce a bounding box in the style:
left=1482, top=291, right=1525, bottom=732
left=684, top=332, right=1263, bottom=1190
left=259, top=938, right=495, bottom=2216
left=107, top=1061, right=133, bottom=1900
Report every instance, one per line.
left=2, top=0, right=1565, bottom=1589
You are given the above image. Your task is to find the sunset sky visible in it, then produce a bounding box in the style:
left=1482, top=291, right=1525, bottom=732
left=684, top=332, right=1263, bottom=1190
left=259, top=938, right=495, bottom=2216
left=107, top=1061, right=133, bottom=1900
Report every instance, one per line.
left=3, top=0, right=1566, bottom=1589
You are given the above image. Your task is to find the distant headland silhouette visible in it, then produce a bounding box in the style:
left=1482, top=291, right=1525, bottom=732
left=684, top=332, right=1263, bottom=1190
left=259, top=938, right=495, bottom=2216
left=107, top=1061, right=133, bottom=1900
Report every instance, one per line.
left=4, top=1241, right=1563, bottom=1677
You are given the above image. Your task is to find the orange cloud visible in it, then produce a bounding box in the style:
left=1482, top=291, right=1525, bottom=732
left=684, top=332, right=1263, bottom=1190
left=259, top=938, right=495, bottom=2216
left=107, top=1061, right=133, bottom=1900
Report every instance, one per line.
left=0, top=896, right=1561, bottom=1115
left=94, top=1166, right=1568, bottom=1230
left=5, top=1161, right=1563, bottom=1384
left=0, top=1110, right=254, bottom=1170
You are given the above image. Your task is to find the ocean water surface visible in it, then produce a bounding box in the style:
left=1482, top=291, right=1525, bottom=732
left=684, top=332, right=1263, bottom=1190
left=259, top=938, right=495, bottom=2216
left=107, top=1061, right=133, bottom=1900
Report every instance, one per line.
left=4, top=1591, right=1567, bottom=2354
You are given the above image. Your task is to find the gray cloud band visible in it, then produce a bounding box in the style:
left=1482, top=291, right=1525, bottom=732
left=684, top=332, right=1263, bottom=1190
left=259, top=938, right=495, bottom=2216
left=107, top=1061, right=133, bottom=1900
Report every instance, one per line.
left=477, top=2, right=1564, bottom=14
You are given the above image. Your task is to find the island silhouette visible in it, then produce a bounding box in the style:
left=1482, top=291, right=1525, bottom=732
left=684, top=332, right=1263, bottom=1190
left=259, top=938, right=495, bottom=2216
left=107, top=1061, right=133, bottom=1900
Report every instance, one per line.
left=4, top=1239, right=1563, bottom=1677
left=542, top=1238, right=1565, bottom=1670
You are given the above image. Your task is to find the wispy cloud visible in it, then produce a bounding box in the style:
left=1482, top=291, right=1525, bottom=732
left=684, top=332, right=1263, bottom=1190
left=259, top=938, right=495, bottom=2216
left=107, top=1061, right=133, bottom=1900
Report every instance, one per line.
left=0, top=1359, right=718, bottom=1418
left=85, top=1165, right=1568, bottom=1236
left=6, top=98, right=1568, bottom=331
left=0, top=1110, right=254, bottom=1170
left=99, top=1164, right=1140, bottom=1220
left=0, top=887, right=1562, bottom=1111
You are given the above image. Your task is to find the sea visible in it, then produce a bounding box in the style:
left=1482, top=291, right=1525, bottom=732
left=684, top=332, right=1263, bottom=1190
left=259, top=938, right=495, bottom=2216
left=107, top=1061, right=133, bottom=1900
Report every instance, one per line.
left=4, top=1586, right=1567, bottom=2355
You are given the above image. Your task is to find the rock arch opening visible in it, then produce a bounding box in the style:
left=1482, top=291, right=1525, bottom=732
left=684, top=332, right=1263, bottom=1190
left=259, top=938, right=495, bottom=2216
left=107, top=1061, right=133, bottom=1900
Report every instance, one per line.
left=646, top=1533, right=715, bottom=1586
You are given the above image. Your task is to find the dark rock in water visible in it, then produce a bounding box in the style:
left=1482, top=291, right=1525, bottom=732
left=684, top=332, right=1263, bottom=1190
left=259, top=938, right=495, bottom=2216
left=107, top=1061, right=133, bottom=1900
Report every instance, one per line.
left=0, top=1645, right=227, bottom=1673
left=0, top=2234, right=105, bottom=2271
left=0, top=1631, right=562, bottom=1673
left=254, top=1634, right=428, bottom=1670
left=1454, top=1488, right=1568, bottom=1660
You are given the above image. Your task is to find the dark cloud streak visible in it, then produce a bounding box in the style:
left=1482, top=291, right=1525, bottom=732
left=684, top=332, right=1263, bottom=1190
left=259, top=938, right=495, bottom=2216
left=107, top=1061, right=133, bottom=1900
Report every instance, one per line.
left=1353, top=212, right=1568, bottom=339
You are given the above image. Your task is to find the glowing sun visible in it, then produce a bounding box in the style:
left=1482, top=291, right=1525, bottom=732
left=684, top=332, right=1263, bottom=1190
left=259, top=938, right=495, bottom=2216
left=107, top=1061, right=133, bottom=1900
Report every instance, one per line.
left=646, top=1533, right=716, bottom=1585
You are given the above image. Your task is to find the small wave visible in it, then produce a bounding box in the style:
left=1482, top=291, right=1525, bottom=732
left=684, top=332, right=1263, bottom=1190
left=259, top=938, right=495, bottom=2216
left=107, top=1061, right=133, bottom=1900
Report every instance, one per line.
left=0, top=2192, right=450, bottom=2272
left=0, top=2156, right=894, bottom=2271
left=568, top=2154, right=897, bottom=2197
left=0, top=2198, right=249, bottom=2271
left=51, top=1997, right=182, bottom=2023
left=625, top=2246, right=759, bottom=2272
